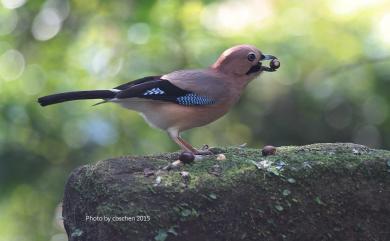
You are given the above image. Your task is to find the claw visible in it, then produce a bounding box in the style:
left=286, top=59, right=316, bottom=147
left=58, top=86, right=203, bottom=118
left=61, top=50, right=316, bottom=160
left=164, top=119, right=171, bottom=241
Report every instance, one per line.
left=194, top=149, right=213, bottom=155
left=201, top=144, right=210, bottom=151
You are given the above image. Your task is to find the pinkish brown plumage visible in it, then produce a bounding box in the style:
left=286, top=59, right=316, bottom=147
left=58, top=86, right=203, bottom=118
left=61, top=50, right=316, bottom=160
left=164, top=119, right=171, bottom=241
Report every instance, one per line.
left=38, top=45, right=279, bottom=154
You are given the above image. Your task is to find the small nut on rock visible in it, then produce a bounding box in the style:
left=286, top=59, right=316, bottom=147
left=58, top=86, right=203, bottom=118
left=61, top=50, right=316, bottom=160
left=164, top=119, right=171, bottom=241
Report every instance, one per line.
left=172, top=160, right=182, bottom=167
left=262, top=145, right=277, bottom=156
left=162, top=160, right=183, bottom=171
left=180, top=171, right=191, bottom=185
left=216, top=154, right=226, bottom=161
left=270, top=59, right=280, bottom=70
left=180, top=171, right=190, bottom=177
left=179, top=151, right=195, bottom=164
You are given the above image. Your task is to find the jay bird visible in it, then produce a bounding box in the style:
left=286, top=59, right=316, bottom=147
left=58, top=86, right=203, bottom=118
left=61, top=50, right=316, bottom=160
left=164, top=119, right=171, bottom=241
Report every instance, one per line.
left=38, top=45, right=279, bottom=154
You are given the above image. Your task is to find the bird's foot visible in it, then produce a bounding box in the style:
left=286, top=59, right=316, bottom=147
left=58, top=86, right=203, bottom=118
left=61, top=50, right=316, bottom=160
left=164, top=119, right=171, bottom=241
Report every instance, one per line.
left=194, top=149, right=213, bottom=155
left=194, top=144, right=213, bottom=155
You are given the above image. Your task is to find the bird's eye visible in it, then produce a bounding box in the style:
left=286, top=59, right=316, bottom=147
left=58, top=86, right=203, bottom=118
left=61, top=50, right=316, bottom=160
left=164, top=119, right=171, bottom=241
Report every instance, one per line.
left=247, top=53, right=256, bottom=62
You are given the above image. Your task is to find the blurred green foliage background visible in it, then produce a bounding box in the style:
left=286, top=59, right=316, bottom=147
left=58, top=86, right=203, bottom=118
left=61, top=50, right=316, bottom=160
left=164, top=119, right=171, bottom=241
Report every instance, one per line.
left=0, top=0, right=389, bottom=240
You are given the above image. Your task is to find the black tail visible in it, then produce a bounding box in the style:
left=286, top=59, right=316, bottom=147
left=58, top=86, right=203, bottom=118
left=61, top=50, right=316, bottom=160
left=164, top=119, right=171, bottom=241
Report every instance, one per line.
left=38, top=90, right=116, bottom=107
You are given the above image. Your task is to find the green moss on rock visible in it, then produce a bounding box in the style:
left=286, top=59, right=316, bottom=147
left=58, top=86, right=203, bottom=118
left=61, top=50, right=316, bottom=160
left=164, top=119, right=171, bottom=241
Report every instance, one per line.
left=62, top=143, right=390, bottom=241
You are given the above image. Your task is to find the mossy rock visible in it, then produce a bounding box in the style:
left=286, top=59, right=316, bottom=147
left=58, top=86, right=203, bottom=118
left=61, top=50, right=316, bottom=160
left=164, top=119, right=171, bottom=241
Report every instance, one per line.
left=62, top=143, right=390, bottom=241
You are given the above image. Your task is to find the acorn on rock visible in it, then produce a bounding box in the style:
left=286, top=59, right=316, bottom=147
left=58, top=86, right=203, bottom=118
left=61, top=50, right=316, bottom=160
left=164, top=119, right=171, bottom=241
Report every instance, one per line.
left=270, top=59, right=280, bottom=70
left=262, top=145, right=277, bottom=156
left=179, top=151, right=195, bottom=164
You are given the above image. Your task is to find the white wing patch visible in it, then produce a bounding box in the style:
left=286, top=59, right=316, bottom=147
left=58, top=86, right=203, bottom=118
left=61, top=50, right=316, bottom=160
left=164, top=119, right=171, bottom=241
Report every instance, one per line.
left=109, top=88, right=121, bottom=93
left=143, top=88, right=165, bottom=95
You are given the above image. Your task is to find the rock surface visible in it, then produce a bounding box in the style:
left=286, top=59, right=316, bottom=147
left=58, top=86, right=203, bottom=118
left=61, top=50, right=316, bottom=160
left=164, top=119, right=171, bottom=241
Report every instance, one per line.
left=62, top=143, right=390, bottom=241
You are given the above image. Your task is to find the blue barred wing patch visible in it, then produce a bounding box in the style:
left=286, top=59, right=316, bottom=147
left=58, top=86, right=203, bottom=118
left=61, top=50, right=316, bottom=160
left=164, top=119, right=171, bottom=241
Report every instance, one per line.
left=176, top=93, right=215, bottom=106
left=143, top=88, right=165, bottom=95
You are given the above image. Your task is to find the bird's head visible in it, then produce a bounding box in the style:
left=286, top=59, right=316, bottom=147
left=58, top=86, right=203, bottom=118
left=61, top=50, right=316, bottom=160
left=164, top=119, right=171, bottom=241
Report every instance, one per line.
left=212, top=44, right=279, bottom=82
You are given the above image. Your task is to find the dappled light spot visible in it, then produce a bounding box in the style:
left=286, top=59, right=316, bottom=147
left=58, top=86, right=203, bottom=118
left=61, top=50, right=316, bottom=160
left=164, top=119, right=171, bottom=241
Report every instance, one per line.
left=82, top=117, right=118, bottom=146
left=83, top=46, right=123, bottom=78
left=304, top=78, right=335, bottom=100
left=127, top=23, right=150, bottom=45
left=0, top=49, right=25, bottom=81
left=91, top=48, right=113, bottom=75
left=62, top=121, right=89, bottom=148
left=20, top=64, right=47, bottom=95
left=1, top=0, right=26, bottom=9
left=378, top=13, right=390, bottom=44
left=6, top=105, right=29, bottom=125
left=43, top=0, right=70, bottom=22
left=0, top=7, right=18, bottom=36
left=282, top=8, right=310, bottom=36
left=329, top=0, right=385, bottom=16
left=201, top=0, right=273, bottom=36
left=0, top=41, right=11, bottom=53
left=32, top=8, right=62, bottom=41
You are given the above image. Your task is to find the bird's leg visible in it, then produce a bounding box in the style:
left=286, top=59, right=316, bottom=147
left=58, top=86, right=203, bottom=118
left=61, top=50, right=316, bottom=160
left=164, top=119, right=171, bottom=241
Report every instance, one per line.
left=168, top=129, right=196, bottom=153
left=168, top=129, right=212, bottom=155
left=177, top=136, right=212, bottom=155
left=177, top=136, right=198, bottom=153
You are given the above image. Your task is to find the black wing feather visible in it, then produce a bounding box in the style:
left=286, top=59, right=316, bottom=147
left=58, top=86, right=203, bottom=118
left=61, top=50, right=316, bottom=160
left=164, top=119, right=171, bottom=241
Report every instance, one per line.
left=114, top=76, right=161, bottom=90
left=116, top=79, right=189, bottom=101
left=113, top=78, right=215, bottom=106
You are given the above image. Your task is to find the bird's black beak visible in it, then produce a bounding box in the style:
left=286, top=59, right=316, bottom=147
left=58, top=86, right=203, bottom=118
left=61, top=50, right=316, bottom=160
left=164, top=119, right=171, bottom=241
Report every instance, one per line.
left=260, top=54, right=276, bottom=61
left=246, top=54, right=280, bottom=75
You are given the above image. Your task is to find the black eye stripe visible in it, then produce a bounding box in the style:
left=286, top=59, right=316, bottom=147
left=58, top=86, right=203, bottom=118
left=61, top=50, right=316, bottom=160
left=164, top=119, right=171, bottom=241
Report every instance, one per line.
left=247, top=53, right=256, bottom=62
